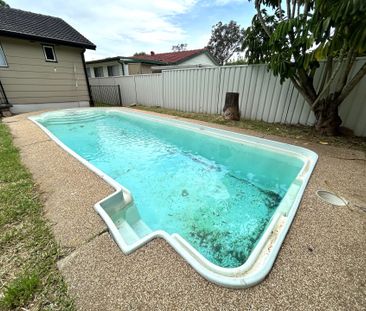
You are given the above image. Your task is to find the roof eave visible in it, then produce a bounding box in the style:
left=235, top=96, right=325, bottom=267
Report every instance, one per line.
left=0, top=30, right=96, bottom=50
left=86, top=57, right=123, bottom=64
left=129, top=57, right=167, bottom=65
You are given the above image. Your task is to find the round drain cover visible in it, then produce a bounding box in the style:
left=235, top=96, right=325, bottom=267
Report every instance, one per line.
left=316, top=190, right=348, bottom=206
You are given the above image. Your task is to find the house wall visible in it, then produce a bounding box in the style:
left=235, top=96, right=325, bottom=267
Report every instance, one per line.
left=180, top=53, right=216, bottom=66
left=0, top=36, right=90, bottom=112
left=86, top=60, right=124, bottom=78
left=128, top=63, right=153, bottom=75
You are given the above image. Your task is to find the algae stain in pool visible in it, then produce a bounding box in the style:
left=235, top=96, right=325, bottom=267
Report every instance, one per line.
left=40, top=110, right=303, bottom=268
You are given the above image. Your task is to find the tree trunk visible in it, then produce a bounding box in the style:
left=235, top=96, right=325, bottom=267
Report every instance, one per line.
left=313, top=97, right=342, bottom=136
left=223, top=92, right=240, bottom=121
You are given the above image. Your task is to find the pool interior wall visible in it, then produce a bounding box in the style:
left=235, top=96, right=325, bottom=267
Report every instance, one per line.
left=30, top=108, right=318, bottom=288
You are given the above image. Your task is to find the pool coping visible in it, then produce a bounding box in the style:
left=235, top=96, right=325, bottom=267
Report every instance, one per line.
left=29, top=107, right=318, bottom=288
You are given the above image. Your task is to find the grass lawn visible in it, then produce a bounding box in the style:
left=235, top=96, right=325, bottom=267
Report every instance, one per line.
left=0, top=122, right=74, bottom=310
left=132, top=105, right=366, bottom=153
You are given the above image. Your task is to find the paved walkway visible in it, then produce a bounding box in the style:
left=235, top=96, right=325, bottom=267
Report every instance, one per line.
left=4, top=109, right=366, bottom=311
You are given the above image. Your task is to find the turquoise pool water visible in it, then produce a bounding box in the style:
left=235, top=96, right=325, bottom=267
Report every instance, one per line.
left=39, top=110, right=304, bottom=268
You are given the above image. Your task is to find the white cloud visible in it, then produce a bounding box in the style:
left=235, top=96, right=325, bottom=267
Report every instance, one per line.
left=213, top=0, right=241, bottom=5
left=7, top=0, right=197, bottom=60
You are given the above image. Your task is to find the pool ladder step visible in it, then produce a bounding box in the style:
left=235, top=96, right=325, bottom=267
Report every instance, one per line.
left=117, top=219, right=152, bottom=245
left=130, top=219, right=152, bottom=237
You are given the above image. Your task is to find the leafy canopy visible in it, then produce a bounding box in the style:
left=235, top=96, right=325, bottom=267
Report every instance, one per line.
left=243, top=0, right=366, bottom=135
left=206, top=21, right=245, bottom=65
left=244, top=0, right=366, bottom=84
left=172, top=43, right=188, bottom=52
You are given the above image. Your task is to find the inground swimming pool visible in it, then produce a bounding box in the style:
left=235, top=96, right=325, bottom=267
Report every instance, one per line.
left=30, top=108, right=317, bottom=288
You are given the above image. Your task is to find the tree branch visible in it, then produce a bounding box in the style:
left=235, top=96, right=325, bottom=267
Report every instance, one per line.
left=336, top=48, right=355, bottom=94
left=278, top=0, right=282, bottom=20
left=336, top=61, right=366, bottom=105
left=255, top=0, right=272, bottom=37
left=290, top=76, right=314, bottom=105
left=298, top=68, right=317, bottom=100
left=303, top=0, right=310, bottom=20
left=291, top=0, right=296, bottom=19
left=286, top=0, right=291, bottom=19
left=312, top=45, right=347, bottom=109
left=318, top=56, right=333, bottom=93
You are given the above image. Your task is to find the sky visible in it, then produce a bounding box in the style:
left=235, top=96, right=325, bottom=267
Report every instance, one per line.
left=6, top=0, right=256, bottom=61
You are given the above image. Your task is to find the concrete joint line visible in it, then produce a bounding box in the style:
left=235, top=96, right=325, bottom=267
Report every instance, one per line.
left=57, top=228, right=108, bottom=264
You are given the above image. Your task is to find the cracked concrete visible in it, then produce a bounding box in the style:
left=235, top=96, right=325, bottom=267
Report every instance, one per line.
left=3, top=109, right=366, bottom=311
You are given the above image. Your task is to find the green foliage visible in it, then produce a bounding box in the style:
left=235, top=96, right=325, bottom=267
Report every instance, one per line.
left=172, top=43, right=187, bottom=52
left=225, top=57, right=248, bottom=66
left=242, top=9, right=278, bottom=64
left=245, top=0, right=366, bottom=82
left=313, top=0, right=366, bottom=56
left=133, top=52, right=146, bottom=56
left=0, top=273, right=40, bottom=309
left=206, top=21, right=245, bottom=65
left=244, top=0, right=366, bottom=135
left=0, top=0, right=10, bottom=8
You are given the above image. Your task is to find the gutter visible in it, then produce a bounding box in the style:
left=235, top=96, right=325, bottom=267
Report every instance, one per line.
left=81, top=50, right=94, bottom=106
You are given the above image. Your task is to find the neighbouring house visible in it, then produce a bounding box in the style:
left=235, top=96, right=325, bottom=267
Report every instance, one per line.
left=86, top=49, right=219, bottom=78
left=0, top=7, right=96, bottom=113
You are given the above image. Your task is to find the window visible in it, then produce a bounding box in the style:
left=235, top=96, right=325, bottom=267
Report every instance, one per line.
left=0, top=43, right=8, bottom=67
left=86, top=67, right=91, bottom=78
left=94, top=67, right=104, bottom=77
left=107, top=65, right=119, bottom=77
left=42, top=45, right=57, bottom=62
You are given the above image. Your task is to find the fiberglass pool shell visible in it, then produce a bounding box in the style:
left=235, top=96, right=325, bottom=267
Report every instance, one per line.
left=30, top=108, right=318, bottom=288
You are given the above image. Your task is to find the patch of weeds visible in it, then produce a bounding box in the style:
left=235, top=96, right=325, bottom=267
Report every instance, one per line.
left=0, top=272, right=40, bottom=309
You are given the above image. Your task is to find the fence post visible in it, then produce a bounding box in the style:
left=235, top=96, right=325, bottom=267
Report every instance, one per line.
left=117, top=85, right=122, bottom=106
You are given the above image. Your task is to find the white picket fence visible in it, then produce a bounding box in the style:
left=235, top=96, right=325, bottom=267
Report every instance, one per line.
left=89, top=58, right=366, bottom=136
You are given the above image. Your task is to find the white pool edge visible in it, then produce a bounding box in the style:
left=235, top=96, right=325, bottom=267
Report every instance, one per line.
left=29, top=108, right=318, bottom=289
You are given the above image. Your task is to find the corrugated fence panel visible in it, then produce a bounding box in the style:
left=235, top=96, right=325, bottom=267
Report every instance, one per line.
left=338, top=59, right=366, bottom=136
left=134, top=74, right=163, bottom=106
left=115, top=76, right=136, bottom=105
left=89, top=57, right=366, bottom=136
left=163, top=68, right=220, bottom=114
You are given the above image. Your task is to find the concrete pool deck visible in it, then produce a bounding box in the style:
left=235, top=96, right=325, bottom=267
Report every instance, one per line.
left=3, top=109, right=366, bottom=310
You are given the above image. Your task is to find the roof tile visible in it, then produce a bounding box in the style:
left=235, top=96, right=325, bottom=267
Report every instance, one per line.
left=0, top=7, right=95, bottom=49
left=130, top=49, right=207, bottom=64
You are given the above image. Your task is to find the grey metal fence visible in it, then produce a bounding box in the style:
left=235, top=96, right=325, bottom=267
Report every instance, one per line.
left=89, top=57, right=366, bottom=136
left=90, top=85, right=122, bottom=106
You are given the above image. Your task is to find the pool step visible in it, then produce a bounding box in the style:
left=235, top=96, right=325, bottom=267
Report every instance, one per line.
left=117, top=220, right=140, bottom=245
left=130, top=219, right=152, bottom=238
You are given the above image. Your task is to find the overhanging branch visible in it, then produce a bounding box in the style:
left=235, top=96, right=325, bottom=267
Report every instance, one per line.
left=337, top=61, right=366, bottom=104
left=290, top=76, right=313, bottom=104
left=312, top=45, right=347, bottom=109
left=255, top=0, right=272, bottom=37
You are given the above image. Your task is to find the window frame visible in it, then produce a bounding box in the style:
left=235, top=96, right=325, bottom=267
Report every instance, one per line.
left=94, top=66, right=104, bottom=78
left=0, top=42, right=8, bottom=68
left=107, top=65, right=114, bottom=77
left=42, top=44, right=57, bottom=63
